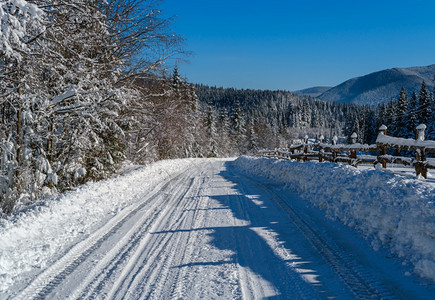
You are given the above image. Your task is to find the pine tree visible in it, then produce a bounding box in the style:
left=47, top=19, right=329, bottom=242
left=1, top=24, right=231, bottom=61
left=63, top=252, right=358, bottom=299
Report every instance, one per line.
left=247, top=121, right=258, bottom=154
left=407, top=92, right=419, bottom=137
left=429, top=76, right=435, bottom=139
left=172, top=66, right=182, bottom=99
left=386, top=98, right=397, bottom=130
left=216, top=107, right=231, bottom=156
left=301, top=100, right=311, bottom=128
left=418, top=81, right=431, bottom=125
left=205, top=104, right=218, bottom=157
left=396, top=86, right=409, bottom=137
left=364, top=110, right=378, bottom=144
left=231, top=101, right=245, bottom=135
left=230, top=100, right=246, bottom=154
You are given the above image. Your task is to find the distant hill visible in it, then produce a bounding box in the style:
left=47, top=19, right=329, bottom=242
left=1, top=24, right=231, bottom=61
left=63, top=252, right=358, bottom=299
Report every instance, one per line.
left=317, top=64, right=435, bottom=106
left=293, top=86, right=331, bottom=98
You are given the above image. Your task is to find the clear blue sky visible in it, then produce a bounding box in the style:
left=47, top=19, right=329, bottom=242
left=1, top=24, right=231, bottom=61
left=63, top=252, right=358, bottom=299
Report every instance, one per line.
left=160, top=0, right=435, bottom=91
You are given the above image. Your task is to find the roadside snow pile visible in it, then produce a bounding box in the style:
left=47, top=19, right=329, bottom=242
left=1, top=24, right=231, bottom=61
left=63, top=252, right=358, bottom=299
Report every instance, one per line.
left=233, top=156, right=435, bottom=281
left=0, top=159, right=195, bottom=292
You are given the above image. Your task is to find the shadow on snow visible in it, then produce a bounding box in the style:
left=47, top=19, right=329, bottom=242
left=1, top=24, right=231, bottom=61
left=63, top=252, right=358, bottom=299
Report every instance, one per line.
left=152, top=161, right=339, bottom=299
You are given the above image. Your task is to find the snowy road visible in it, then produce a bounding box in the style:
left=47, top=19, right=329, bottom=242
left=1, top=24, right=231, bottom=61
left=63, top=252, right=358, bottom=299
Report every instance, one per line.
left=7, top=159, right=434, bottom=299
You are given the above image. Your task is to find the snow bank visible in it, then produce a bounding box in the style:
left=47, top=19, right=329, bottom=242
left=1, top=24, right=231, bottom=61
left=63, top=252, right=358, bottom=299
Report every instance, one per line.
left=0, top=159, right=194, bottom=292
left=233, top=156, right=435, bottom=281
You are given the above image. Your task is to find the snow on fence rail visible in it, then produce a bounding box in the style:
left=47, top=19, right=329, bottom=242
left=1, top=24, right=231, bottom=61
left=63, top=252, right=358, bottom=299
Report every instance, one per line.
left=259, top=124, right=435, bottom=179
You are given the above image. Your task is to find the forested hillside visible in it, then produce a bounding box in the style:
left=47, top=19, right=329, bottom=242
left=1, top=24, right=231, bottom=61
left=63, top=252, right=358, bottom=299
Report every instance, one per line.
left=195, top=85, right=349, bottom=147
left=195, top=81, right=435, bottom=147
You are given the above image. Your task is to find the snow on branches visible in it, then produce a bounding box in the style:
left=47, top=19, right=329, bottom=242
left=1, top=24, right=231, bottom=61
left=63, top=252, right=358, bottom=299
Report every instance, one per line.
left=0, top=0, right=43, bottom=61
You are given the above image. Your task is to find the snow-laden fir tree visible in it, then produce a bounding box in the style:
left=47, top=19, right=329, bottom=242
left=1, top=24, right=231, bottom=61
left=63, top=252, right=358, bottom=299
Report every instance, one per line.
left=407, top=92, right=419, bottom=137
left=418, top=81, right=431, bottom=125
left=246, top=120, right=258, bottom=154
left=216, top=107, right=231, bottom=156
left=230, top=100, right=246, bottom=154
left=396, top=86, right=409, bottom=137
left=205, top=103, right=218, bottom=157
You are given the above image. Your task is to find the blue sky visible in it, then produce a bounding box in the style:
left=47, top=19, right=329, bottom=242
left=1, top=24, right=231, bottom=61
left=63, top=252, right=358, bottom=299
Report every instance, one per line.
left=161, top=0, right=435, bottom=91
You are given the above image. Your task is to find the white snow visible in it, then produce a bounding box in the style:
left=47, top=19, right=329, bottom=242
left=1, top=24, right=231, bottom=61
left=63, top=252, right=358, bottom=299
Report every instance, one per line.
left=0, top=159, right=194, bottom=293
left=376, top=132, right=435, bottom=148
left=233, top=156, right=435, bottom=281
left=1, top=157, right=434, bottom=299
left=49, top=87, right=76, bottom=106
left=0, top=0, right=43, bottom=61
left=319, top=142, right=377, bottom=150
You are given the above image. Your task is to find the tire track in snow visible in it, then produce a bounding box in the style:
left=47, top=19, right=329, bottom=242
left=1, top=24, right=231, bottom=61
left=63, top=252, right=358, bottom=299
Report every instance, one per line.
left=168, top=176, right=211, bottom=300
left=168, top=162, right=236, bottom=299
left=14, top=167, right=196, bottom=300
left=228, top=179, right=320, bottom=300
left=146, top=178, right=205, bottom=299
left=234, top=170, right=398, bottom=300
left=72, top=175, right=195, bottom=299
left=118, top=179, right=198, bottom=299
left=106, top=169, right=209, bottom=299
left=137, top=170, right=217, bottom=300
left=79, top=168, right=207, bottom=299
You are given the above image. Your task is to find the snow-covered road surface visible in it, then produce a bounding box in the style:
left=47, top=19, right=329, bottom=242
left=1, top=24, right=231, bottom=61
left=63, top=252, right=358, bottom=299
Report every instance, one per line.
left=2, top=158, right=434, bottom=299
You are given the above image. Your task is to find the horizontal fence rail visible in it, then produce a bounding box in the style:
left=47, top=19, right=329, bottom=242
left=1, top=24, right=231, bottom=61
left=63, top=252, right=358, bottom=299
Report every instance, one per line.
left=259, top=124, right=435, bottom=179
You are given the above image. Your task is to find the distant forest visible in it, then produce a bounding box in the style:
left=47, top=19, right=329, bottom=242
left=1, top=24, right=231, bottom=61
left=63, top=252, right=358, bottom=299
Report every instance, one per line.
left=195, top=79, right=435, bottom=150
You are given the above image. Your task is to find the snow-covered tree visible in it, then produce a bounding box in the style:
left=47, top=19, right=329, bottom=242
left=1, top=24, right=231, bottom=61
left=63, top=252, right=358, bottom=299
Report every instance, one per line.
left=0, top=0, right=184, bottom=214
left=0, top=0, right=43, bottom=61
left=205, top=104, right=217, bottom=157
left=230, top=100, right=246, bottom=154
left=396, top=86, right=409, bottom=137
left=246, top=120, right=258, bottom=154
left=407, top=92, right=419, bottom=137
left=418, top=81, right=431, bottom=125
left=215, top=107, right=231, bottom=156
left=0, top=0, right=44, bottom=213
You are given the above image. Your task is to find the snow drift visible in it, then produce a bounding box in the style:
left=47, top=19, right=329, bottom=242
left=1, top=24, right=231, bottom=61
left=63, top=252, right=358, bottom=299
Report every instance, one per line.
left=233, top=156, right=435, bottom=281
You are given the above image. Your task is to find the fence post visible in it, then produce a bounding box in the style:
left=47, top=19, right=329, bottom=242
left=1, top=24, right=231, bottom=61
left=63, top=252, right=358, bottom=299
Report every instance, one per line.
left=377, top=125, right=387, bottom=168
left=350, top=132, right=357, bottom=144
left=379, top=124, right=387, bottom=136
left=319, top=135, right=325, bottom=143
left=416, top=124, right=426, bottom=141
left=318, top=135, right=325, bottom=162
left=415, top=124, right=427, bottom=178
left=330, top=136, right=338, bottom=161
left=350, top=132, right=357, bottom=161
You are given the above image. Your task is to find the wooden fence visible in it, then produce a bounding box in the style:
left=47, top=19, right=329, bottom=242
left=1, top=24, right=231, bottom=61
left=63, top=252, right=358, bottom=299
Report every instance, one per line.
left=259, top=124, right=435, bottom=179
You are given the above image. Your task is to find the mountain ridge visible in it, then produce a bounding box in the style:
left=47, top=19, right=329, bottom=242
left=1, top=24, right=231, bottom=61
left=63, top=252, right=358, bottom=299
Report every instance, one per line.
left=293, top=86, right=331, bottom=98
left=299, top=64, right=435, bottom=106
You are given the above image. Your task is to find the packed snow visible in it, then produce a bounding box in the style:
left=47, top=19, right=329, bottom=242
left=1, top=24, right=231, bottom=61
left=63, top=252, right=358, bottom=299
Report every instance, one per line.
left=1, top=157, right=434, bottom=299
left=234, top=156, right=435, bottom=281
left=0, top=159, right=194, bottom=293
left=377, top=131, right=435, bottom=148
